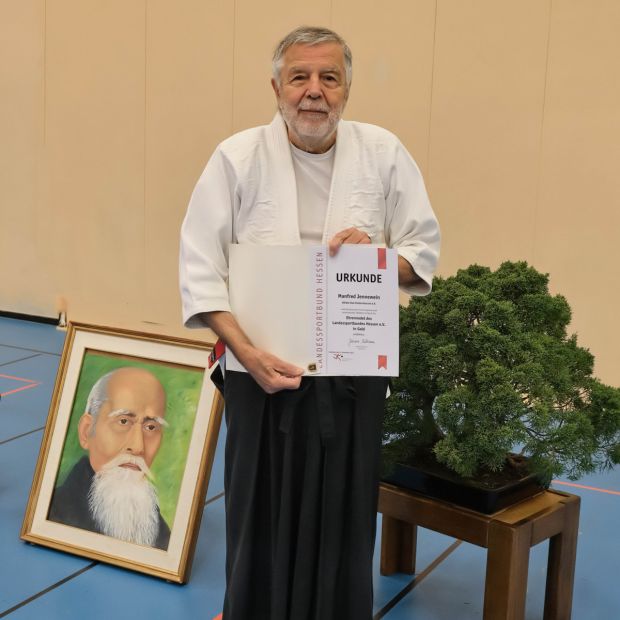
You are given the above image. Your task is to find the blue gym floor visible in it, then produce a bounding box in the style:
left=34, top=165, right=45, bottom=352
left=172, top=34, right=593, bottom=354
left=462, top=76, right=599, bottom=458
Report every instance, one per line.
left=1, top=316, right=618, bottom=619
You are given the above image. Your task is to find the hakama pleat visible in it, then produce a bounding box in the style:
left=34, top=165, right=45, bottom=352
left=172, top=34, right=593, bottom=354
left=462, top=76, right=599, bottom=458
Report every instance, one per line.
left=222, top=370, right=388, bottom=620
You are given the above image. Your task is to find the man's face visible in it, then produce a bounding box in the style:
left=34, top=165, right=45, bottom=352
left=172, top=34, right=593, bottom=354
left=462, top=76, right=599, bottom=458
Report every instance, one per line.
left=272, top=42, right=349, bottom=153
left=78, top=368, right=167, bottom=473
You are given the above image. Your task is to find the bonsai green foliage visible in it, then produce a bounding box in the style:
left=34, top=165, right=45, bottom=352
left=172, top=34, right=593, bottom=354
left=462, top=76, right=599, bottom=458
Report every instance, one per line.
left=385, top=261, right=620, bottom=486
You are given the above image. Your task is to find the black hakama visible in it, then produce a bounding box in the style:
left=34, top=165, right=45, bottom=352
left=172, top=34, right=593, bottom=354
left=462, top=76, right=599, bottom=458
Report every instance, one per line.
left=221, top=370, right=389, bottom=620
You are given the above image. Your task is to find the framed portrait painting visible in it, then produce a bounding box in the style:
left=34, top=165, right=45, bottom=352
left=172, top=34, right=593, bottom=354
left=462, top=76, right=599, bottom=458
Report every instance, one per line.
left=21, top=322, right=223, bottom=583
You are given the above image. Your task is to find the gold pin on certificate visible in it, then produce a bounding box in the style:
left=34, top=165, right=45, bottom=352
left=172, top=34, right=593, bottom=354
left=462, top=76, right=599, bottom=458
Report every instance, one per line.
left=228, top=244, right=399, bottom=377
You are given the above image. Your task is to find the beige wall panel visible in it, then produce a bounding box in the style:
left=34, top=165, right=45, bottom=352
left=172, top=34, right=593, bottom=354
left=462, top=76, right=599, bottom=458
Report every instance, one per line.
left=41, top=0, right=146, bottom=327
left=2, top=2, right=618, bottom=383
left=428, top=0, right=550, bottom=276
left=332, top=0, right=436, bottom=173
left=231, top=0, right=332, bottom=133
left=144, top=0, right=234, bottom=333
left=535, top=0, right=620, bottom=385
left=0, top=0, right=49, bottom=314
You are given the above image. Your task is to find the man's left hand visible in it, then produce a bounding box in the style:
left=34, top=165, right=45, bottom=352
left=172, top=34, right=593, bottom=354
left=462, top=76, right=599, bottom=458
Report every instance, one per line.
left=328, top=227, right=371, bottom=256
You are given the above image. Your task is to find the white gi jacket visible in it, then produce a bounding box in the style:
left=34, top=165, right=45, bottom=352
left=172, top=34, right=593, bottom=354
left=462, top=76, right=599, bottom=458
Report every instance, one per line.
left=180, top=113, right=440, bottom=327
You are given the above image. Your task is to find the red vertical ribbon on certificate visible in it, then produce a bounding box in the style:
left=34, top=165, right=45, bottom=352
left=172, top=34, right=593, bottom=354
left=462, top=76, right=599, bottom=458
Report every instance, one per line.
left=378, top=355, right=387, bottom=370
left=377, top=247, right=387, bottom=269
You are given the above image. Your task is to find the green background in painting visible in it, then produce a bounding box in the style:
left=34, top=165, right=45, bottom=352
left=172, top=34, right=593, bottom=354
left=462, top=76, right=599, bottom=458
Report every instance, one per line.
left=56, top=351, right=204, bottom=529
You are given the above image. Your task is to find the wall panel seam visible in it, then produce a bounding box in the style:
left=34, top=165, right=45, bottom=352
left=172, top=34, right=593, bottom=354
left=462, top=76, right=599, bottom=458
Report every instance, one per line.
left=532, top=0, right=554, bottom=266
left=231, top=0, right=238, bottom=135
left=426, top=0, right=438, bottom=183
left=143, top=0, right=148, bottom=322
left=43, top=0, right=47, bottom=145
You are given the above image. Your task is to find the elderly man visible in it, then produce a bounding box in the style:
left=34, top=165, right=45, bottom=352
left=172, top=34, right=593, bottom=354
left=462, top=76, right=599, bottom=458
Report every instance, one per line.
left=48, top=367, right=171, bottom=550
left=180, top=26, right=439, bottom=620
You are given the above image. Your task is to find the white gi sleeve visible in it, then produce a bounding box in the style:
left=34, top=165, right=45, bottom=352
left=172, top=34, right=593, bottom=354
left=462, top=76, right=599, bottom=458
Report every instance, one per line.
left=179, top=148, right=236, bottom=327
left=384, top=141, right=441, bottom=296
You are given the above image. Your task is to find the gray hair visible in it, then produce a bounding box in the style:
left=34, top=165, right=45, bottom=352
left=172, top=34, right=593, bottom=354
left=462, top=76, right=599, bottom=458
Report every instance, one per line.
left=272, top=26, right=352, bottom=89
left=85, top=370, right=116, bottom=434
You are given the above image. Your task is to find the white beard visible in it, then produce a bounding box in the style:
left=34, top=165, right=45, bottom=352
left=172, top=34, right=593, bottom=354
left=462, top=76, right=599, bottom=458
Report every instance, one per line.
left=88, top=454, right=161, bottom=547
left=279, top=99, right=343, bottom=151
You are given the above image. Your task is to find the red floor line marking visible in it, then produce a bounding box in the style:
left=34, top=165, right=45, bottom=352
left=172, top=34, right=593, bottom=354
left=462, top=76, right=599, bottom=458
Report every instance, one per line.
left=0, top=373, right=38, bottom=384
left=553, top=480, right=620, bottom=496
left=0, top=382, right=41, bottom=397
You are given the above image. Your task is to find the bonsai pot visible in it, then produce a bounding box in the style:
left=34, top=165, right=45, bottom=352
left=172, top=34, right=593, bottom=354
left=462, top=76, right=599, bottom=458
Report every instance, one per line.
left=382, top=453, right=544, bottom=514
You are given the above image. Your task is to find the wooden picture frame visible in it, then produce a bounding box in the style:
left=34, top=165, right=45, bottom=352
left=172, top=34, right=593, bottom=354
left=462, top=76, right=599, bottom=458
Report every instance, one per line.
left=21, top=322, right=223, bottom=583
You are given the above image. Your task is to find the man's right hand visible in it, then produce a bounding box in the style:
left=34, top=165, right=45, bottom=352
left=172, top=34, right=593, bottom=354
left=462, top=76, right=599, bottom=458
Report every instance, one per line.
left=199, top=311, right=303, bottom=394
left=235, top=344, right=303, bottom=394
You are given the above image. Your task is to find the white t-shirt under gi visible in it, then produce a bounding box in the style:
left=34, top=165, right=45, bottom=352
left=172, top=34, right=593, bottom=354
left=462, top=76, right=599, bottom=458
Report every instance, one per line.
left=290, top=142, right=334, bottom=244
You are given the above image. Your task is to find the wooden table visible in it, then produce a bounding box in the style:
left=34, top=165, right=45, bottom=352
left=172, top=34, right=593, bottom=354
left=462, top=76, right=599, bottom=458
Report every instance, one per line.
left=379, top=483, right=580, bottom=619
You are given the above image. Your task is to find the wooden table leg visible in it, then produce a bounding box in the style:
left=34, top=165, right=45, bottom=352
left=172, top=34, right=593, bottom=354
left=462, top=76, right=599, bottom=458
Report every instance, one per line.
left=543, top=496, right=580, bottom=619
left=483, top=521, right=532, bottom=620
left=380, top=514, right=417, bottom=575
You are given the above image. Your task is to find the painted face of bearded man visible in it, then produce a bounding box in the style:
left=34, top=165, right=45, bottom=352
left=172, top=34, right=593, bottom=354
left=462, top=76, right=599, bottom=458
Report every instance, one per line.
left=77, top=367, right=168, bottom=547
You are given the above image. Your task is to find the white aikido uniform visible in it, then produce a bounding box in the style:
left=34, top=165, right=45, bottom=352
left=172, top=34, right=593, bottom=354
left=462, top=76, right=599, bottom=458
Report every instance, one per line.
left=180, top=113, right=439, bottom=324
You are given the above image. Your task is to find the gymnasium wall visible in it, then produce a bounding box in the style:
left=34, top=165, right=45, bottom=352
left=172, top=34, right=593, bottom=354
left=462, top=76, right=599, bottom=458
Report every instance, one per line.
left=1, top=1, right=618, bottom=385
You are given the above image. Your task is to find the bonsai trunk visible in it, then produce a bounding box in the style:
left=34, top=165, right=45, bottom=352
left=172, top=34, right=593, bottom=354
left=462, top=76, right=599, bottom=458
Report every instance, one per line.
left=420, top=400, right=443, bottom=447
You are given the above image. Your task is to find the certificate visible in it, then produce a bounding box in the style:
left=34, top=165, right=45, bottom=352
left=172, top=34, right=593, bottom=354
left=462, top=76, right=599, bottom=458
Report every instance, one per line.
left=227, top=244, right=399, bottom=376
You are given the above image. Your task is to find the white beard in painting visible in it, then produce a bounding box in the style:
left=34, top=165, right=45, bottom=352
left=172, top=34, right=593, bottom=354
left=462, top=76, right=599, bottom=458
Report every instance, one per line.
left=88, top=453, right=160, bottom=547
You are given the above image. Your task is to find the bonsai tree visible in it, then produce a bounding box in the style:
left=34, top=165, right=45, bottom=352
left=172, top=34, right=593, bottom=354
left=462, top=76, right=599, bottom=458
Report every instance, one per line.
left=384, top=261, right=620, bottom=486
